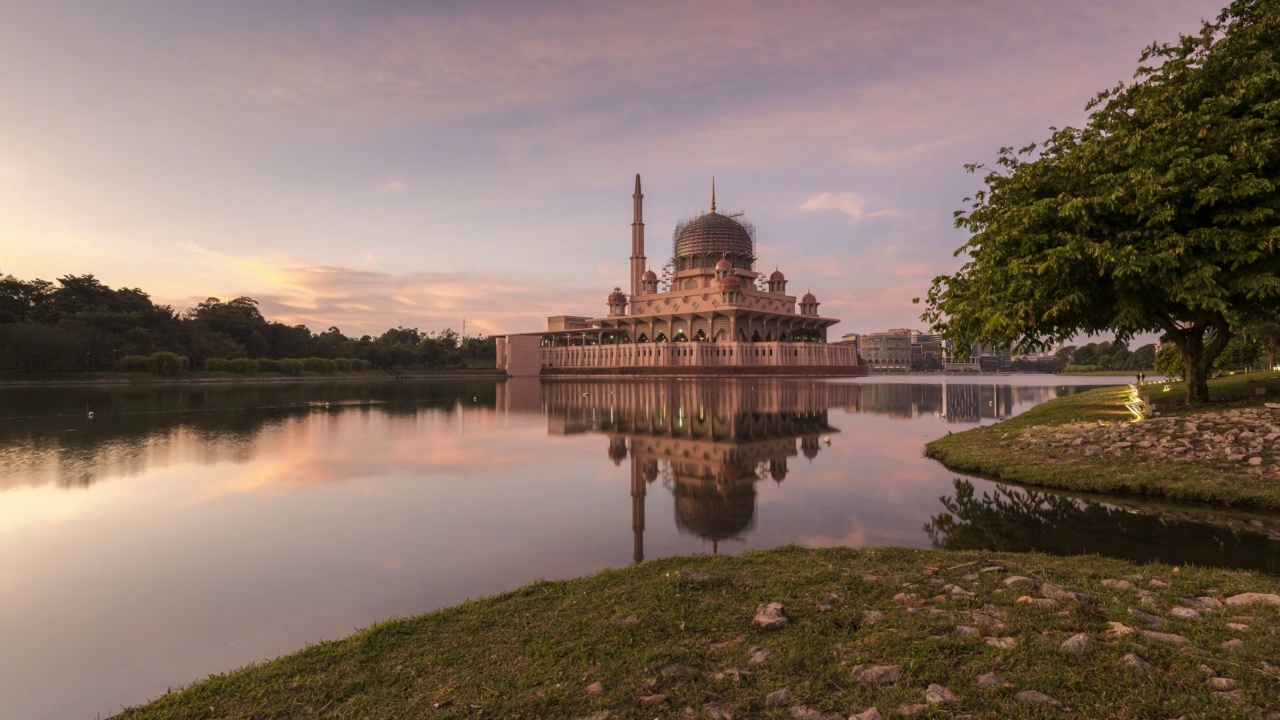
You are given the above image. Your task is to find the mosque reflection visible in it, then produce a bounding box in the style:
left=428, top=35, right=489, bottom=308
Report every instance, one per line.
left=502, top=379, right=855, bottom=562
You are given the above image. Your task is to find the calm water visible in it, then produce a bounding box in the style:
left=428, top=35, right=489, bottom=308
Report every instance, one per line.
left=3, top=376, right=1279, bottom=719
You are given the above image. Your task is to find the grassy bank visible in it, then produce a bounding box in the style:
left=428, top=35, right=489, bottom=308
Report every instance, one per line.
left=0, top=368, right=506, bottom=387
left=926, top=372, right=1280, bottom=510
left=117, top=546, right=1280, bottom=719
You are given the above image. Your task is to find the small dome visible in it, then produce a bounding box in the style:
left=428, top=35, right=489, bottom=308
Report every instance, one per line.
left=608, top=287, right=627, bottom=302
left=769, top=269, right=785, bottom=282
left=801, top=292, right=817, bottom=304
left=719, top=275, right=742, bottom=291
left=642, top=269, right=658, bottom=281
left=714, top=257, right=734, bottom=271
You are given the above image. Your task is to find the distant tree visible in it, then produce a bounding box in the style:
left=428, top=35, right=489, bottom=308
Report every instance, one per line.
left=920, top=1, right=1280, bottom=403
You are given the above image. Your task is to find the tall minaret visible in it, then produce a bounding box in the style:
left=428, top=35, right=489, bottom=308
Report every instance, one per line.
left=630, top=173, right=645, bottom=299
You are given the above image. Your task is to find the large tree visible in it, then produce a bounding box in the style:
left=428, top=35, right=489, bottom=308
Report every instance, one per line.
left=920, top=0, right=1280, bottom=402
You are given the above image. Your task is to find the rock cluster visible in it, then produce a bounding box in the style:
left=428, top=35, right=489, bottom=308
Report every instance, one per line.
left=1016, top=405, right=1280, bottom=472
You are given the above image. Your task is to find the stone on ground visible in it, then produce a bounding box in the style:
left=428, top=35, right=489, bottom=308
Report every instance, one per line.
left=1206, top=677, right=1238, bottom=691
left=707, top=704, right=732, bottom=720
left=851, top=663, right=903, bottom=685
left=1169, top=607, right=1202, bottom=620
left=1122, top=653, right=1153, bottom=673
left=1128, top=608, right=1164, bottom=627
left=1041, top=584, right=1091, bottom=603
left=924, top=684, right=957, bottom=704
left=849, top=709, right=884, bottom=720
left=1102, top=579, right=1134, bottom=591
left=638, top=694, right=667, bottom=707
left=766, top=689, right=791, bottom=707
left=861, top=610, right=885, bottom=625
left=1015, top=690, right=1061, bottom=706
left=1106, top=621, right=1136, bottom=637
left=974, top=671, right=1007, bottom=688
left=585, top=681, right=603, bottom=696
left=1225, top=592, right=1280, bottom=607
left=749, top=647, right=777, bottom=664
left=789, top=705, right=834, bottom=720
left=754, top=603, right=789, bottom=630
left=955, top=625, right=979, bottom=637
left=984, top=636, right=1016, bottom=649
left=896, top=703, right=929, bottom=717
left=1226, top=622, right=1250, bottom=631
left=1060, top=633, right=1091, bottom=655
left=1211, top=689, right=1245, bottom=703
left=1140, top=630, right=1188, bottom=643
left=609, top=614, right=640, bottom=626
left=1220, top=638, right=1244, bottom=650
left=1004, top=576, right=1038, bottom=590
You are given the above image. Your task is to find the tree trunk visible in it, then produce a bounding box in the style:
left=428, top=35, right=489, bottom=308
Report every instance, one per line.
left=1172, top=317, right=1232, bottom=404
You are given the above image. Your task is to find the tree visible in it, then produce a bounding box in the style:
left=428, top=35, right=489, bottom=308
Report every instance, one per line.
left=920, top=0, right=1280, bottom=403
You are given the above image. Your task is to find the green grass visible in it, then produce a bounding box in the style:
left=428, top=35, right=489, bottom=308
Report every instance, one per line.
left=115, top=546, right=1280, bottom=719
left=926, top=371, right=1280, bottom=510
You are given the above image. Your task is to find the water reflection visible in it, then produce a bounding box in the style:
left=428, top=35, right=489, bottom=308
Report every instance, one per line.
left=928, top=479, right=1280, bottom=574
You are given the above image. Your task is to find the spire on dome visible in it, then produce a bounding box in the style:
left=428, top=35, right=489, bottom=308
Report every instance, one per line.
left=710, top=177, right=717, bottom=213
left=634, top=173, right=641, bottom=195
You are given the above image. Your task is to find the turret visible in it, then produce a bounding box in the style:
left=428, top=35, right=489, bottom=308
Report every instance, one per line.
left=630, top=174, right=646, bottom=297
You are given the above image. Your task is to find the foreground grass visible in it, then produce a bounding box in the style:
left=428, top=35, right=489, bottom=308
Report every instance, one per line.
left=116, top=546, right=1280, bottom=719
left=926, top=372, right=1280, bottom=510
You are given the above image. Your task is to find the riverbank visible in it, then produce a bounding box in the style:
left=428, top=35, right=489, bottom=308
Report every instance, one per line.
left=0, top=368, right=506, bottom=387
left=116, top=545, right=1279, bottom=719
left=926, top=372, right=1280, bottom=511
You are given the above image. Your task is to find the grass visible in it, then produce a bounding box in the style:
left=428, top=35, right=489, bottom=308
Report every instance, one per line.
left=926, top=371, right=1280, bottom=510
left=115, top=546, right=1280, bottom=719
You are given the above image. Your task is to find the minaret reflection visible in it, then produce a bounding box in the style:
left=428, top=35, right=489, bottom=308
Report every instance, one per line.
left=538, top=380, right=843, bottom=563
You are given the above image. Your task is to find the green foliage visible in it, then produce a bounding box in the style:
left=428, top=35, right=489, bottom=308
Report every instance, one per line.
left=278, top=358, right=304, bottom=376
left=302, top=357, right=336, bottom=373
left=922, top=1, right=1280, bottom=403
left=113, top=355, right=153, bottom=373
left=147, top=352, right=189, bottom=376
left=1063, top=364, right=1104, bottom=373
left=226, top=358, right=258, bottom=374
left=1155, top=344, right=1184, bottom=379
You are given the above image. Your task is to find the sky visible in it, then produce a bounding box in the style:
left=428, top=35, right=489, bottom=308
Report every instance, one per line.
left=0, top=0, right=1228, bottom=340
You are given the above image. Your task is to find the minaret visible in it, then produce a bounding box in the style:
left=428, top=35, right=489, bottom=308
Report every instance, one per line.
left=630, top=174, right=646, bottom=299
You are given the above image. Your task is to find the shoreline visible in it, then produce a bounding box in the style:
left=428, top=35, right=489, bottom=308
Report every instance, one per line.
left=115, top=546, right=1280, bottom=719
left=0, top=370, right=508, bottom=388
left=926, top=372, right=1280, bottom=510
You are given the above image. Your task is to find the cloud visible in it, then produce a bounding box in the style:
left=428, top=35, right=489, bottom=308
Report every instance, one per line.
left=799, top=192, right=868, bottom=224
left=377, top=179, right=407, bottom=194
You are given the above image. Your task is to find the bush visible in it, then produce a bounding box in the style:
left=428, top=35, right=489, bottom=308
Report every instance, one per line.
left=205, top=358, right=230, bottom=372
left=334, top=358, right=353, bottom=372
left=278, top=358, right=304, bottom=375
left=147, top=352, right=189, bottom=376
left=113, top=355, right=152, bottom=372
left=303, top=357, right=336, bottom=373
left=227, top=358, right=258, bottom=374
left=1063, top=364, right=1104, bottom=373
left=352, top=358, right=372, bottom=371
left=256, top=358, right=282, bottom=373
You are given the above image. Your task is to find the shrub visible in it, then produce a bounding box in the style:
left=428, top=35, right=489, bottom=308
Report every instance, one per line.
left=1063, top=364, right=1104, bottom=373
left=148, top=352, right=189, bottom=376
left=278, top=358, right=304, bottom=375
left=257, top=358, right=282, bottom=373
left=352, top=358, right=372, bottom=371
left=334, top=358, right=353, bottom=372
left=303, top=357, right=336, bottom=373
left=227, top=358, right=258, bottom=374
left=113, top=355, right=152, bottom=373
left=205, top=358, right=230, bottom=372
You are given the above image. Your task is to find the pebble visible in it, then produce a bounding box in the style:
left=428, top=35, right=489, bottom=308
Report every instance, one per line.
left=1206, top=677, right=1238, bottom=691
left=638, top=694, right=667, bottom=707
left=1140, top=630, right=1188, bottom=643
left=706, top=706, right=732, bottom=720
left=850, top=663, right=903, bottom=685
left=970, top=611, right=1005, bottom=629
left=955, top=625, right=980, bottom=637
left=974, top=671, right=1008, bottom=688
left=789, top=705, right=832, bottom=720
left=1169, top=607, right=1202, bottom=620
left=896, top=704, right=929, bottom=717
left=1106, top=621, right=1136, bottom=637
left=1226, top=623, right=1250, bottom=631
left=978, top=566, right=1004, bottom=574
left=1149, top=579, right=1171, bottom=588
left=1014, top=690, right=1060, bottom=706
left=1016, top=595, right=1055, bottom=607
left=766, top=689, right=792, bottom=707
left=585, top=682, right=603, bottom=697
left=1122, top=653, right=1153, bottom=673
left=1211, top=689, right=1245, bottom=703
left=1220, top=638, right=1244, bottom=650
left=816, top=604, right=833, bottom=612
left=1225, top=592, right=1280, bottom=607
left=1128, top=608, right=1165, bottom=627
left=609, top=614, right=640, bottom=626
left=749, top=648, right=777, bottom=665
left=861, top=610, right=885, bottom=625
left=754, top=603, right=789, bottom=630
left=1004, top=576, right=1038, bottom=590
left=1102, top=579, right=1134, bottom=591
left=849, top=709, right=884, bottom=720
left=924, top=684, right=957, bottom=704
left=893, top=593, right=922, bottom=604
left=984, top=636, right=1017, bottom=649
left=1060, top=633, right=1091, bottom=655
left=1042, top=584, right=1090, bottom=603
left=714, top=668, right=751, bottom=683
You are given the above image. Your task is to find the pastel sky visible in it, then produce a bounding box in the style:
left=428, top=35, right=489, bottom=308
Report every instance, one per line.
left=0, top=0, right=1225, bottom=339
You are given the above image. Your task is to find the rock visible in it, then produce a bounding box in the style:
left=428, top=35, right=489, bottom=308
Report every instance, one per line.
left=974, top=671, right=1008, bottom=688
left=1211, top=689, right=1245, bottom=703
left=1225, top=592, right=1280, bottom=607
left=638, top=694, right=667, bottom=707
left=1226, top=623, right=1250, bottom=631
left=766, top=689, right=792, bottom=707
left=1128, top=608, right=1165, bottom=627
left=1004, top=576, right=1039, bottom=590
left=970, top=611, right=1005, bottom=629
left=1122, top=653, right=1153, bottom=673
left=893, top=593, right=922, bottom=604
left=984, top=636, right=1016, bottom=649
left=789, top=705, right=831, bottom=720
left=896, top=704, right=929, bottom=717
left=1207, top=677, right=1238, bottom=691
left=861, top=610, right=885, bottom=625
left=851, top=663, right=903, bottom=685
left=1220, top=638, right=1244, bottom=650
left=849, top=709, right=884, bottom=720
left=978, top=566, right=1004, bottom=574
left=1014, top=690, right=1060, bottom=706
left=1169, top=607, right=1202, bottom=620
left=1042, top=584, right=1090, bottom=603
left=1102, top=579, right=1134, bottom=591
left=714, top=668, right=751, bottom=683
left=816, top=604, right=833, bottom=612
left=1060, top=633, right=1091, bottom=655
left=1149, top=579, right=1171, bottom=588
left=675, top=570, right=711, bottom=581
left=754, top=603, right=789, bottom=630
left=748, top=647, right=777, bottom=665
left=585, top=681, right=603, bottom=697
left=1140, top=630, right=1187, bottom=643
left=943, top=584, right=975, bottom=598
left=955, top=625, right=980, bottom=637
left=1106, top=621, right=1136, bottom=637
left=1250, top=456, right=1264, bottom=466
left=609, top=614, right=640, bottom=626
left=924, top=684, right=957, bottom=704
left=1017, top=595, right=1056, bottom=607
left=707, top=705, right=732, bottom=720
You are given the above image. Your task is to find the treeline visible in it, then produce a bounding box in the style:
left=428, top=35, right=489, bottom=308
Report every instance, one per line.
left=1054, top=341, right=1157, bottom=372
left=0, top=272, right=495, bottom=373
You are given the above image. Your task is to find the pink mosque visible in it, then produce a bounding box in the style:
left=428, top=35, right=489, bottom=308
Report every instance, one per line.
left=496, top=175, right=866, bottom=377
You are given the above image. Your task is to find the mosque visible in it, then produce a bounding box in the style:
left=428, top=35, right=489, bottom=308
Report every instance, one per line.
left=496, top=175, right=865, bottom=376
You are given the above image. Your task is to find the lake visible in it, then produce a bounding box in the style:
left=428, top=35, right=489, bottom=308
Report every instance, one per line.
left=2, top=375, right=1278, bottom=719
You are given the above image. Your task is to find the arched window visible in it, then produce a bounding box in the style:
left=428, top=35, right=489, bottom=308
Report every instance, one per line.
left=655, top=332, right=668, bottom=343
left=694, top=329, right=707, bottom=342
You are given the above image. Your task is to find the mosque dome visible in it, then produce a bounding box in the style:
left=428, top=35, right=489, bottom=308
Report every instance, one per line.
left=715, top=257, right=734, bottom=272
left=608, top=287, right=627, bottom=302
left=718, top=274, right=742, bottom=291
left=769, top=269, right=786, bottom=282
left=641, top=269, right=658, bottom=281
left=673, top=479, right=757, bottom=541
left=801, top=292, right=817, bottom=304
left=674, top=212, right=754, bottom=263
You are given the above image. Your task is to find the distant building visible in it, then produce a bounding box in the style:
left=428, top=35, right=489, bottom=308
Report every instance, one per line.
left=843, top=329, right=1007, bottom=372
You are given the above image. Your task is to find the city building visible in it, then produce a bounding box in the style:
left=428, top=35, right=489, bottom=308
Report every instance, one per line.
left=497, top=176, right=864, bottom=377
left=841, top=330, right=1006, bottom=372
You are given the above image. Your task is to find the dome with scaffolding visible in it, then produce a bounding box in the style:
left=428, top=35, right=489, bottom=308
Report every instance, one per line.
left=673, top=211, right=755, bottom=268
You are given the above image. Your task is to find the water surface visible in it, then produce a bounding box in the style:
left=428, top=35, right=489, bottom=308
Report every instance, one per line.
left=1, top=376, right=1277, bottom=719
